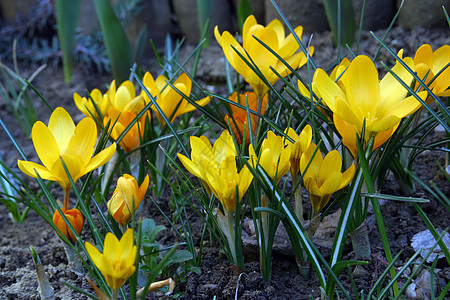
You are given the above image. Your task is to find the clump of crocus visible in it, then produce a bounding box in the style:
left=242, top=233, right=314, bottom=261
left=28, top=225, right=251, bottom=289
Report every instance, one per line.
left=215, top=15, right=314, bottom=110
left=17, top=107, right=117, bottom=209
left=248, top=130, right=291, bottom=276
left=107, top=174, right=149, bottom=226
left=178, top=130, right=252, bottom=267
left=300, top=143, right=356, bottom=216
left=85, top=229, right=136, bottom=299
left=52, top=208, right=83, bottom=244
left=314, top=55, right=426, bottom=157
left=224, top=91, right=268, bottom=144
left=141, top=72, right=211, bottom=125
left=283, top=125, right=312, bottom=221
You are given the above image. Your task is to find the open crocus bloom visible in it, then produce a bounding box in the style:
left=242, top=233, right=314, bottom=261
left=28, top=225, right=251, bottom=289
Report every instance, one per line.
left=73, top=88, right=110, bottom=122
left=224, top=91, right=268, bottom=144
left=283, top=124, right=312, bottom=176
left=85, top=228, right=136, bottom=291
left=204, top=155, right=253, bottom=213
left=18, top=107, right=116, bottom=192
left=300, top=143, right=356, bottom=215
left=215, top=15, right=314, bottom=98
left=249, top=131, right=291, bottom=183
left=315, top=55, right=426, bottom=153
left=177, top=130, right=237, bottom=193
left=107, top=174, right=149, bottom=225
left=413, top=44, right=450, bottom=101
left=142, top=72, right=210, bottom=125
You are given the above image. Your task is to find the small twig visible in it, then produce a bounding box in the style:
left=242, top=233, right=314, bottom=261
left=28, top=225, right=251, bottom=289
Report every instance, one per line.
left=136, top=278, right=175, bottom=297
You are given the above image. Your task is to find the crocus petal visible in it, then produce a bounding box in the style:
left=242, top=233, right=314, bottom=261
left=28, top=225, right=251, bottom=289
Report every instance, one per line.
left=242, top=15, right=258, bottom=43
left=84, top=143, right=117, bottom=174
left=66, top=118, right=97, bottom=164
left=339, top=164, right=356, bottom=190
left=32, top=121, right=60, bottom=169
left=319, top=172, right=342, bottom=195
left=414, top=44, right=433, bottom=67
left=315, top=68, right=346, bottom=112
left=48, top=107, right=75, bottom=153
left=222, top=31, right=250, bottom=77
left=379, top=56, right=415, bottom=109
left=345, top=55, right=380, bottom=120
left=18, top=160, right=60, bottom=181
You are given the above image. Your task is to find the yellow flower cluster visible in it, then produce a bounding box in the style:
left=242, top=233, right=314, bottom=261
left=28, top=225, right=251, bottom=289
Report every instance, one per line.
left=74, top=73, right=210, bottom=152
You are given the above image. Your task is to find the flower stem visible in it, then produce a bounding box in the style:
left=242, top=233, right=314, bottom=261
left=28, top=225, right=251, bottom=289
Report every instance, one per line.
left=227, top=211, right=238, bottom=264
left=63, top=242, right=84, bottom=275
left=292, top=175, right=304, bottom=223
left=111, top=288, right=118, bottom=300
left=63, top=189, right=69, bottom=211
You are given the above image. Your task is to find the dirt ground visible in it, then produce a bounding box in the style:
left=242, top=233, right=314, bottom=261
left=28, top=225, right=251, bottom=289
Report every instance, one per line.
left=0, top=26, right=449, bottom=299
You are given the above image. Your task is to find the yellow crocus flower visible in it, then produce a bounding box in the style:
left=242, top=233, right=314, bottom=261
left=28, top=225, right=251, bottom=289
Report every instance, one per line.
left=85, top=228, right=136, bottom=291
left=204, top=155, right=253, bottom=213
left=300, top=143, right=356, bottom=215
left=249, top=131, right=291, bottom=183
left=413, top=44, right=450, bottom=101
left=18, top=107, right=116, bottom=196
left=73, top=88, right=110, bottom=122
left=142, top=72, right=210, bottom=125
left=177, top=130, right=236, bottom=193
left=107, top=174, right=149, bottom=225
left=215, top=15, right=314, bottom=99
left=315, top=55, right=426, bottom=153
left=283, top=124, right=312, bottom=176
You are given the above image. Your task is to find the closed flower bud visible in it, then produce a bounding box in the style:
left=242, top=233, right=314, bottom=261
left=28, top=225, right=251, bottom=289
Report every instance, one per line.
left=52, top=208, right=83, bottom=243
left=107, top=174, right=149, bottom=225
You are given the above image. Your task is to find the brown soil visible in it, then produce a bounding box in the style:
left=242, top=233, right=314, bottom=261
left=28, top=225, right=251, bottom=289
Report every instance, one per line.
left=0, top=26, right=449, bottom=299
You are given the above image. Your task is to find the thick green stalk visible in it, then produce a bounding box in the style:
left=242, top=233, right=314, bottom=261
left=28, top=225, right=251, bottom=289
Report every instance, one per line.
left=94, top=0, right=131, bottom=84
left=55, top=0, right=80, bottom=83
